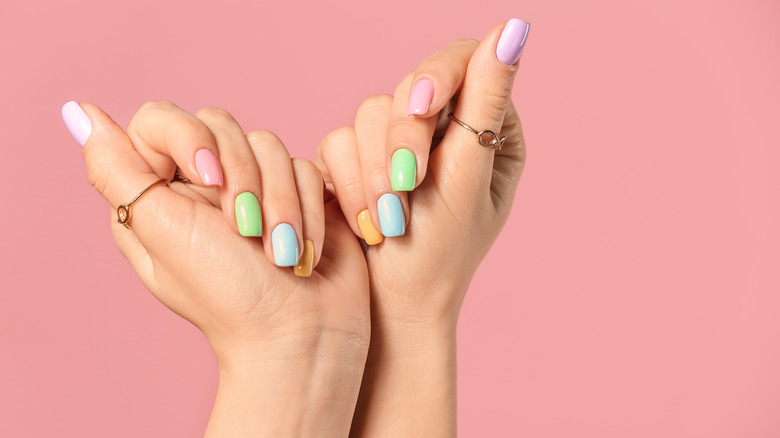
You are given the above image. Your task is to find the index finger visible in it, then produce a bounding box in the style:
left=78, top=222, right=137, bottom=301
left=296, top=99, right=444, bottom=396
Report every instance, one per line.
left=385, top=39, right=479, bottom=192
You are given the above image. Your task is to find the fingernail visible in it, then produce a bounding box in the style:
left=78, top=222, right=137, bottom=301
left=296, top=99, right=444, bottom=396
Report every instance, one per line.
left=377, top=193, right=405, bottom=237
left=357, top=209, right=384, bottom=245
left=194, top=149, right=223, bottom=186
left=408, top=78, right=434, bottom=115
left=496, top=18, right=530, bottom=65
left=235, top=192, right=262, bottom=237
left=62, top=101, right=92, bottom=146
left=294, top=239, right=314, bottom=277
left=391, top=148, right=417, bottom=191
left=272, top=223, right=299, bottom=267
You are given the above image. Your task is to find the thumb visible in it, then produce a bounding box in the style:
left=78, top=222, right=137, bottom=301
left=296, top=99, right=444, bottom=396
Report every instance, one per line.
left=435, top=18, right=530, bottom=197
left=62, top=101, right=187, bottom=268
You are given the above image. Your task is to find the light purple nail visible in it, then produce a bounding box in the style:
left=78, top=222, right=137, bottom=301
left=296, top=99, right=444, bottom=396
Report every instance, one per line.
left=62, top=101, right=92, bottom=146
left=496, top=18, right=530, bottom=65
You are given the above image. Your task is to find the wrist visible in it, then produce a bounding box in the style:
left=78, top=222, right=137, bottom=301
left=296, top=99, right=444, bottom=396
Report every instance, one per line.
left=206, top=335, right=368, bottom=437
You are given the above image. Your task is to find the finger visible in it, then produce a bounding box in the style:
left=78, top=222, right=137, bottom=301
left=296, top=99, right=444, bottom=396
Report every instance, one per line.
left=407, top=38, right=479, bottom=117
left=195, top=108, right=263, bottom=237
left=290, top=158, right=325, bottom=278
left=386, top=40, right=480, bottom=193
left=62, top=101, right=168, bottom=282
left=355, top=95, right=408, bottom=238
left=246, top=130, right=303, bottom=267
left=316, top=127, right=383, bottom=246
left=127, top=101, right=224, bottom=188
left=438, top=18, right=530, bottom=193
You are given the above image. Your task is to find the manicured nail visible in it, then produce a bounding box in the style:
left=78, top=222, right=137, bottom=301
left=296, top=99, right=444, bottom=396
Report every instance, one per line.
left=194, top=149, right=223, bottom=186
left=62, top=101, right=92, bottom=146
left=357, top=209, right=384, bottom=245
left=391, top=149, right=417, bottom=191
left=496, top=18, right=530, bottom=65
left=408, top=78, right=434, bottom=115
left=294, top=239, right=315, bottom=277
left=377, top=193, right=405, bottom=237
left=235, top=192, right=262, bottom=237
left=272, top=223, right=299, bottom=267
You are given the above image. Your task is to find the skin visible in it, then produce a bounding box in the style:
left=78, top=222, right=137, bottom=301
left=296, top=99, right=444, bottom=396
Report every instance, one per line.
left=72, top=18, right=527, bottom=438
left=316, top=21, right=527, bottom=437
left=78, top=102, right=370, bottom=437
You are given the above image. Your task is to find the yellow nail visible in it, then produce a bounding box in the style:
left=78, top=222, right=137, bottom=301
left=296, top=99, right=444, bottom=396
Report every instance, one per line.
left=357, top=209, right=383, bottom=245
left=294, top=239, right=315, bottom=277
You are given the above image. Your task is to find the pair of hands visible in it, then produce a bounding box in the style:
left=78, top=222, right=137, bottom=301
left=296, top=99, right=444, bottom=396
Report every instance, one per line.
left=64, top=19, right=529, bottom=437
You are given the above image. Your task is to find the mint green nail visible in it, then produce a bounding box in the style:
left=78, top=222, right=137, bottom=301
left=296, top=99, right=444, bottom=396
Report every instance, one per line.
left=235, top=192, right=262, bottom=237
left=391, top=148, right=417, bottom=191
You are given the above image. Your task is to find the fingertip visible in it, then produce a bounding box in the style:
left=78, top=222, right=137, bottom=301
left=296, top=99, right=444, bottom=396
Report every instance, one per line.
left=62, top=101, right=92, bottom=147
left=496, top=18, right=531, bottom=65
left=407, top=78, right=434, bottom=116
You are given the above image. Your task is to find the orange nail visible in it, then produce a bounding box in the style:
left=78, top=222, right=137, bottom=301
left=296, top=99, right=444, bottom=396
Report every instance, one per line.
left=294, top=239, right=314, bottom=277
left=357, top=209, right=383, bottom=245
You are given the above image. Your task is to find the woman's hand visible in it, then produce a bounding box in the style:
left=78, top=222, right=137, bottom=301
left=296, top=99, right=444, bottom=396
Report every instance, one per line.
left=63, top=101, right=370, bottom=437
left=315, top=19, right=530, bottom=436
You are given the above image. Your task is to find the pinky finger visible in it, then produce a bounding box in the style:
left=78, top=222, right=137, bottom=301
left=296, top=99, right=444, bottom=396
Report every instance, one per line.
left=291, top=158, right=325, bottom=278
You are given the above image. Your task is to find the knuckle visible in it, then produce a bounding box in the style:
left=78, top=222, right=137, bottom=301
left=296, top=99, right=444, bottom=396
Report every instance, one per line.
left=195, top=107, right=235, bottom=124
left=137, top=100, right=176, bottom=115
left=449, top=38, right=480, bottom=49
left=291, top=157, right=319, bottom=180
left=246, top=129, right=282, bottom=146
left=320, top=126, right=355, bottom=153
left=467, top=81, right=512, bottom=124
left=358, top=94, right=393, bottom=114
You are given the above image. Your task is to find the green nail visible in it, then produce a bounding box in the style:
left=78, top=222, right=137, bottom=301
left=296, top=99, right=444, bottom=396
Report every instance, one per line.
left=391, top=148, right=416, bottom=191
left=235, top=192, right=262, bottom=237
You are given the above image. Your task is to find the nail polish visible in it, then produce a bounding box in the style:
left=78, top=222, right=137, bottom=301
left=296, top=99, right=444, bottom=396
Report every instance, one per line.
left=391, top=149, right=417, bottom=191
left=194, top=148, right=223, bottom=186
left=496, top=18, right=530, bottom=65
left=294, top=240, right=314, bottom=277
left=272, top=223, right=299, bottom=267
left=377, top=193, right=405, bottom=237
left=408, top=79, right=434, bottom=115
left=235, top=192, right=262, bottom=237
left=357, top=209, right=383, bottom=245
left=61, top=101, right=92, bottom=146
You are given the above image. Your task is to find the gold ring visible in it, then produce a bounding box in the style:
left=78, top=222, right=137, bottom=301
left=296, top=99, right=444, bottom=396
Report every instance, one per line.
left=116, top=179, right=169, bottom=230
left=448, top=113, right=506, bottom=151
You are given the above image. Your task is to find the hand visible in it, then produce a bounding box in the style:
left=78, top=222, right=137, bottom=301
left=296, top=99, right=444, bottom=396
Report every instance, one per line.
left=64, top=101, right=370, bottom=437
left=315, top=19, right=530, bottom=436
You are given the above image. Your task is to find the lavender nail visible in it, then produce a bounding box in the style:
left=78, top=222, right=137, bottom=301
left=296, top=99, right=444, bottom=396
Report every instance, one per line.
left=496, top=19, right=530, bottom=65
left=62, top=101, right=92, bottom=146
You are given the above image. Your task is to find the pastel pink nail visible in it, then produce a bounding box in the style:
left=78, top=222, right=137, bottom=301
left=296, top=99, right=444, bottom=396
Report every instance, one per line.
left=496, top=18, right=530, bottom=65
left=61, top=101, right=92, bottom=146
left=407, top=79, right=434, bottom=115
left=194, top=148, right=223, bottom=186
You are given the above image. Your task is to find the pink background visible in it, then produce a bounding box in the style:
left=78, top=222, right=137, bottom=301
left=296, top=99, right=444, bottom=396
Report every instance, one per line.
left=1, top=0, right=779, bottom=436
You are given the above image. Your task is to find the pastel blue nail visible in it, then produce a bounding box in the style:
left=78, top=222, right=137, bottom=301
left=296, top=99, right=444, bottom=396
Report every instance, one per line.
left=272, top=223, right=299, bottom=267
left=377, top=193, right=405, bottom=237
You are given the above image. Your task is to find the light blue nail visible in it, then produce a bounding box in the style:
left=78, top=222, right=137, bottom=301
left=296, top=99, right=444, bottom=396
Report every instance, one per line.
left=377, top=193, right=405, bottom=237
left=272, top=223, right=299, bottom=266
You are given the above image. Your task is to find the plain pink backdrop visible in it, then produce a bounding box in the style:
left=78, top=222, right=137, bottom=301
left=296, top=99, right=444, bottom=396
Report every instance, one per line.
left=2, top=0, right=779, bottom=436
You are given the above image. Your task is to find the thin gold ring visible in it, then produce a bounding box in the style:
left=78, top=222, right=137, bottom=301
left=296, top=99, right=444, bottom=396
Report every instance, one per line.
left=448, top=113, right=506, bottom=151
left=116, top=179, right=169, bottom=230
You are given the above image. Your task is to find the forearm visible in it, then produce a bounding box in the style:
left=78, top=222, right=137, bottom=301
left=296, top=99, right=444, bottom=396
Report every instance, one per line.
left=350, top=318, right=458, bottom=438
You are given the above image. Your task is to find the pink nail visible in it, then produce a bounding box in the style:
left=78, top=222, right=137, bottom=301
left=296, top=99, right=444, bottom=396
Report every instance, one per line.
left=194, top=149, right=223, bottom=186
left=407, top=79, right=434, bottom=115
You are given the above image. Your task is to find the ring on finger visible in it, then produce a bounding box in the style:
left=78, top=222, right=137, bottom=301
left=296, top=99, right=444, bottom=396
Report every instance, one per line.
left=447, top=113, right=506, bottom=151
left=116, top=179, right=169, bottom=230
